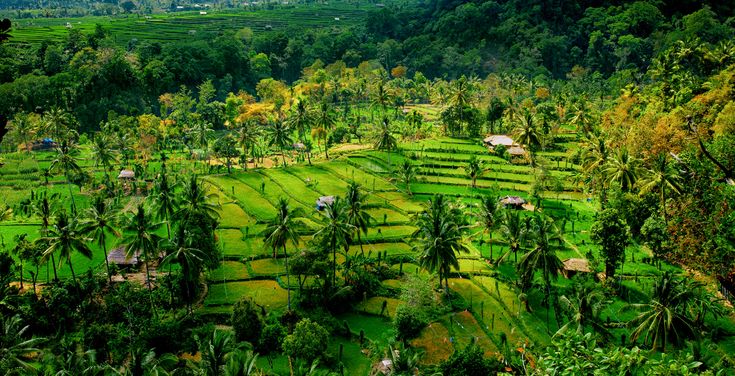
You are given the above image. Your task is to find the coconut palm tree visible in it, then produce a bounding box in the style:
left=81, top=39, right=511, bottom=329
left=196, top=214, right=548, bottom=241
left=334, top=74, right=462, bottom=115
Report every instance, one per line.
left=466, top=155, right=484, bottom=188
left=371, top=80, right=393, bottom=114
left=9, top=112, right=37, bottom=154
left=603, top=148, right=640, bottom=192
left=557, top=280, right=609, bottom=335
left=263, top=198, right=302, bottom=310
left=123, top=204, right=163, bottom=294
left=637, top=153, right=683, bottom=225
left=50, top=140, right=82, bottom=214
left=81, top=196, right=120, bottom=283
left=42, top=212, right=93, bottom=286
left=314, top=196, right=354, bottom=287
left=235, top=120, right=261, bottom=170
left=90, top=133, right=118, bottom=179
left=224, top=349, right=259, bottom=376
left=199, top=329, right=234, bottom=376
left=42, top=107, right=76, bottom=142
left=513, top=109, right=542, bottom=164
left=176, top=176, right=221, bottom=224
left=266, top=120, right=293, bottom=168
left=396, top=160, right=416, bottom=196
left=473, top=195, right=500, bottom=261
left=345, top=181, right=372, bottom=257
left=412, top=194, right=469, bottom=294
left=34, top=192, right=59, bottom=282
left=10, top=234, right=32, bottom=289
left=627, top=272, right=698, bottom=352
left=160, top=240, right=206, bottom=313
left=0, top=315, right=45, bottom=375
left=496, top=209, right=526, bottom=265
left=289, top=99, right=312, bottom=143
left=313, top=102, right=336, bottom=159
left=152, top=170, right=179, bottom=240
left=517, top=215, right=564, bottom=305
left=373, top=117, right=398, bottom=165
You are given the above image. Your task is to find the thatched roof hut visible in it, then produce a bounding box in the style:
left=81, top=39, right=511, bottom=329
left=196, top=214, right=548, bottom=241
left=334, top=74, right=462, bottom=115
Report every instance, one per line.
left=483, top=135, right=515, bottom=148
left=562, top=258, right=591, bottom=278
left=499, top=195, right=526, bottom=209
left=107, top=245, right=140, bottom=266
left=118, top=169, right=135, bottom=180
left=507, top=146, right=526, bottom=156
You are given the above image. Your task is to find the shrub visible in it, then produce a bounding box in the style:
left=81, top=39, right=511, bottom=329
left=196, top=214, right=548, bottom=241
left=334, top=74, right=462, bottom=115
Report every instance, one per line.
left=231, top=298, right=263, bottom=345
left=281, top=318, right=329, bottom=364
left=394, top=304, right=428, bottom=340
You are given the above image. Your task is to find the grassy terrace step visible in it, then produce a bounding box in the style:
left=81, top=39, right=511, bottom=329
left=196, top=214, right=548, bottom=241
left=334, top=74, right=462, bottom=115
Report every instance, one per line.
left=205, top=175, right=276, bottom=221
left=286, top=165, right=351, bottom=195
left=260, top=168, right=323, bottom=208
left=322, top=160, right=396, bottom=191
left=409, top=182, right=585, bottom=201
left=204, top=280, right=288, bottom=310
left=231, top=172, right=312, bottom=214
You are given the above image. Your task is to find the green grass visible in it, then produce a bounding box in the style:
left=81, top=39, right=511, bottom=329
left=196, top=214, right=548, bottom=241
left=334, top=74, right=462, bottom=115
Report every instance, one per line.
left=248, top=258, right=286, bottom=276
left=205, top=175, right=276, bottom=221
left=337, top=312, right=394, bottom=346
left=354, top=297, right=401, bottom=318
left=218, top=203, right=255, bottom=229
left=204, top=280, right=288, bottom=311
left=206, top=261, right=250, bottom=282
left=350, top=241, right=413, bottom=257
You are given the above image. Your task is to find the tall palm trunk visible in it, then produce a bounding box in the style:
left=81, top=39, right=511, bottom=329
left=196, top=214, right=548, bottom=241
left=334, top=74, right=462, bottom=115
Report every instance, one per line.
left=102, top=240, right=111, bottom=283
left=66, top=173, right=77, bottom=214
left=324, top=135, right=329, bottom=159
left=357, top=232, right=364, bottom=257
left=51, top=254, right=59, bottom=282
left=332, top=238, right=337, bottom=287
left=283, top=244, right=291, bottom=311
left=67, top=255, right=77, bottom=286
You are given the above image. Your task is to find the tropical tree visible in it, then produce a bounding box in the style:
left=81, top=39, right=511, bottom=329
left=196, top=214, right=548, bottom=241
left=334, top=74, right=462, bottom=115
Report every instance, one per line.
left=224, top=350, right=259, bottom=376
left=50, top=140, right=82, bottom=214
left=396, top=160, right=416, bottom=196
left=176, top=176, right=221, bottom=224
left=513, top=109, right=542, bottom=164
left=557, top=279, right=609, bottom=335
left=8, top=112, right=37, bottom=154
left=314, top=197, right=354, bottom=287
left=627, top=272, right=698, bottom=352
left=235, top=120, right=261, bottom=170
left=0, top=315, right=45, bottom=375
left=637, top=153, right=683, bottom=225
left=123, top=204, right=163, bottom=294
left=473, top=195, right=499, bottom=261
left=289, top=99, right=312, bottom=143
left=371, top=80, right=393, bottom=114
left=160, top=240, right=206, bottom=313
left=373, top=117, right=398, bottom=165
left=42, top=107, right=76, bottom=142
left=199, top=329, right=234, bottom=376
left=313, top=102, right=336, bottom=159
left=590, top=208, right=631, bottom=279
left=42, top=212, right=93, bottom=286
left=81, top=196, right=120, bottom=283
left=10, top=234, right=32, bottom=289
left=517, top=215, right=564, bottom=304
left=466, top=155, right=484, bottom=188
left=412, top=195, right=469, bottom=294
left=496, top=209, right=526, bottom=264
left=90, top=133, right=118, bottom=179
left=152, top=169, right=179, bottom=240
left=603, top=148, right=640, bottom=192
left=34, top=193, right=59, bottom=281
left=266, top=120, right=293, bottom=168
left=345, top=181, right=372, bottom=257
left=0, top=206, right=11, bottom=222
left=263, top=198, right=302, bottom=310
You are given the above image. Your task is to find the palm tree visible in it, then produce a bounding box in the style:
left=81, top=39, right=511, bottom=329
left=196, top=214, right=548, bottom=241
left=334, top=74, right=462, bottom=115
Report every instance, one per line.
left=557, top=280, right=608, bottom=335
left=266, top=120, right=293, bottom=168
left=160, top=241, right=206, bottom=313
left=176, top=176, right=221, bottom=224
left=396, top=160, right=416, bottom=196
left=513, top=109, right=542, bottom=164
left=314, top=196, right=355, bottom=287
left=473, top=195, right=499, bottom=261
left=9, top=112, right=37, bottom=154
left=373, top=117, right=398, bottom=165
left=42, top=107, right=75, bottom=142
left=0, top=206, right=11, bottom=222
left=412, top=195, right=469, bottom=294
left=466, top=155, right=484, bottom=188
left=81, top=196, right=120, bottom=283
left=188, top=120, right=214, bottom=170
left=371, top=80, right=392, bottom=114
left=152, top=170, right=179, bottom=240
left=199, top=329, right=234, bottom=376
left=580, top=133, right=609, bottom=203
left=123, top=204, right=163, bottom=294
left=263, top=198, right=302, bottom=310
left=313, top=102, right=336, bottom=159
left=224, top=349, right=259, bottom=376
left=627, top=272, right=698, bottom=351
left=517, top=216, right=564, bottom=308
left=42, top=212, right=93, bottom=286
left=0, top=315, right=45, bottom=375
left=34, top=192, right=59, bottom=282
left=90, top=133, right=118, bottom=179
left=289, top=99, right=312, bottom=143
left=50, top=140, right=82, bottom=214
left=603, top=148, right=640, bottom=192
left=496, top=209, right=526, bottom=265
left=10, top=234, right=32, bottom=289
left=235, top=120, right=261, bottom=170
left=637, top=153, right=683, bottom=225
left=345, top=181, right=372, bottom=257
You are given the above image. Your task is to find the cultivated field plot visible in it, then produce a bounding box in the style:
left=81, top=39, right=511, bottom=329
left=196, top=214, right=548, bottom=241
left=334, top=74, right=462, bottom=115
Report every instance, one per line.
left=204, top=280, right=288, bottom=310
left=9, top=2, right=371, bottom=45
